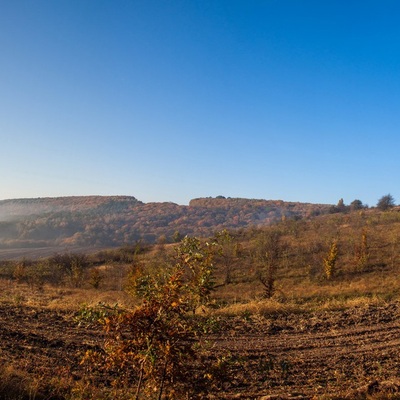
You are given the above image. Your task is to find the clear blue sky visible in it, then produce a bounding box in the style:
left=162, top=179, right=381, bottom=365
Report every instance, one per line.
left=1, top=0, right=400, bottom=206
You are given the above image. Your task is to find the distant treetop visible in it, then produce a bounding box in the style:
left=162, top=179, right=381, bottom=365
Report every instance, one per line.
left=376, top=194, right=395, bottom=211
left=350, top=199, right=364, bottom=211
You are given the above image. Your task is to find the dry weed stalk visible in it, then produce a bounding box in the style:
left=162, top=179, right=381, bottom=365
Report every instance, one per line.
left=323, top=240, right=338, bottom=280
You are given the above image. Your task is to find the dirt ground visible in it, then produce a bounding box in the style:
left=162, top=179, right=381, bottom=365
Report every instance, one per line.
left=1, top=302, right=400, bottom=399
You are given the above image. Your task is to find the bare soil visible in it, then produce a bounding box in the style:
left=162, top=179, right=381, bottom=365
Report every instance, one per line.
left=1, top=302, right=400, bottom=399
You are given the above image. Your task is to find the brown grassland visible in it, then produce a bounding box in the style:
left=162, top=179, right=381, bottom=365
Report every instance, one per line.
left=1, top=208, right=400, bottom=399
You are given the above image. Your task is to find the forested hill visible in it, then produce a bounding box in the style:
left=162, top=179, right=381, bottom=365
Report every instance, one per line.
left=0, top=196, right=142, bottom=220
left=0, top=195, right=332, bottom=249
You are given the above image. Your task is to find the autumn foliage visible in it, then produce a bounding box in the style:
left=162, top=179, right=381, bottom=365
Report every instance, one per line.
left=82, top=236, right=217, bottom=399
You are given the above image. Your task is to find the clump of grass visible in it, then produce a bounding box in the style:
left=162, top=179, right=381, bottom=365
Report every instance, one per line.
left=0, top=364, right=53, bottom=400
left=214, top=298, right=303, bottom=317
left=319, top=294, right=389, bottom=311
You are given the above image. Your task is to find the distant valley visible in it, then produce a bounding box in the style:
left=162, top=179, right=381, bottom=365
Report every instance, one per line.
left=0, top=195, right=333, bottom=258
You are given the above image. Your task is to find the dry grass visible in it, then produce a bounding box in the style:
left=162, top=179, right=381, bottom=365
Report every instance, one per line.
left=2, top=208, right=400, bottom=316
left=211, top=292, right=392, bottom=318
left=0, top=279, right=137, bottom=310
left=213, top=298, right=302, bottom=316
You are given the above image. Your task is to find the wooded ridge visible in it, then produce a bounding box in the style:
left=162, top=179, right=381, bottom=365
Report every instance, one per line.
left=0, top=195, right=332, bottom=249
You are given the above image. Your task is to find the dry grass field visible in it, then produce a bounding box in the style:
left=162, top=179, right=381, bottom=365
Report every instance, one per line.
left=1, top=208, right=400, bottom=399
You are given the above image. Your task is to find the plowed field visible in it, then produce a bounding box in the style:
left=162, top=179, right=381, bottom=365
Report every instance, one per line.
left=1, top=302, right=400, bottom=399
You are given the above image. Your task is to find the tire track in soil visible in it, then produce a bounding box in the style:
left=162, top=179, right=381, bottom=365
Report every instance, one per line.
left=204, top=307, right=400, bottom=399
left=0, top=305, right=103, bottom=380
left=1, top=303, right=400, bottom=398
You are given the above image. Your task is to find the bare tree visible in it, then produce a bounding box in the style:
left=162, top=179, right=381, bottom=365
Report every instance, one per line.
left=253, top=229, right=282, bottom=298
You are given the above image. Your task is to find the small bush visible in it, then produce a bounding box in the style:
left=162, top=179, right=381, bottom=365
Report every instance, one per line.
left=324, top=241, right=338, bottom=280
left=82, top=235, right=218, bottom=399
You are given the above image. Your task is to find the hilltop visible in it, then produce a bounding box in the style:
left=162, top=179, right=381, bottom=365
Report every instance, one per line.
left=0, top=195, right=332, bottom=255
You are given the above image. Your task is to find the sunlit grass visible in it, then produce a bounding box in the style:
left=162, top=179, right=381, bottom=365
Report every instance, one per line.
left=0, top=279, right=137, bottom=310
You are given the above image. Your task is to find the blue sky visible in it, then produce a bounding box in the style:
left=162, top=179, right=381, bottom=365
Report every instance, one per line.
left=1, top=1, right=400, bottom=206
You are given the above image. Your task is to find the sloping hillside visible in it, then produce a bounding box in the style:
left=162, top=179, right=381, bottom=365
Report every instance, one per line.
left=0, top=196, right=142, bottom=220
left=0, top=195, right=332, bottom=250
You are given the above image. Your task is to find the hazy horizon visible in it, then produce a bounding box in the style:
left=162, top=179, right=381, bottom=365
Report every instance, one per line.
left=2, top=1, right=400, bottom=208
left=0, top=193, right=339, bottom=207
